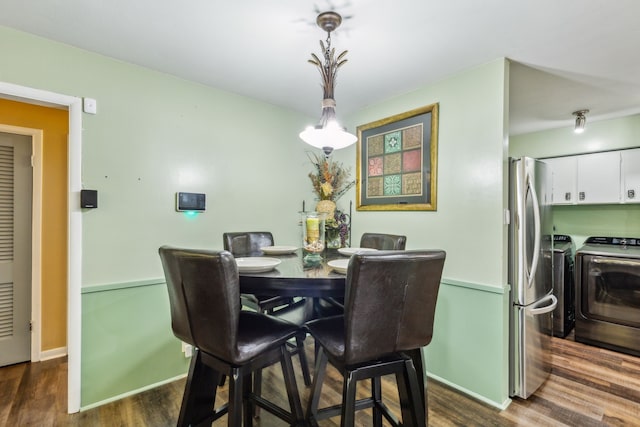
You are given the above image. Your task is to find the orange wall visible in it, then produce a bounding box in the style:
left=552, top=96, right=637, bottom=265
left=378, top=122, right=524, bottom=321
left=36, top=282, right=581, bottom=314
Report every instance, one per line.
left=0, top=98, right=68, bottom=351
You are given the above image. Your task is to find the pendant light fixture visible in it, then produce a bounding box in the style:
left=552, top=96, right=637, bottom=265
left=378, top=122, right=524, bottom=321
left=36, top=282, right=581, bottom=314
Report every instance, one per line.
left=299, top=11, right=357, bottom=156
left=573, top=109, right=589, bottom=134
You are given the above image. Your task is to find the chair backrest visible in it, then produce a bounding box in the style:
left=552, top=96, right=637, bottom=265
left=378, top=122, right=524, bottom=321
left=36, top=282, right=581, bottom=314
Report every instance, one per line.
left=159, top=246, right=241, bottom=361
left=343, top=250, right=446, bottom=365
left=360, top=233, right=407, bottom=250
left=223, top=232, right=274, bottom=256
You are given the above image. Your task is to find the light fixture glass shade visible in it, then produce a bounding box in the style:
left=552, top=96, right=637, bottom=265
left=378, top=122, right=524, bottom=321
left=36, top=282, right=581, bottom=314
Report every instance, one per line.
left=300, top=101, right=357, bottom=156
left=299, top=125, right=357, bottom=155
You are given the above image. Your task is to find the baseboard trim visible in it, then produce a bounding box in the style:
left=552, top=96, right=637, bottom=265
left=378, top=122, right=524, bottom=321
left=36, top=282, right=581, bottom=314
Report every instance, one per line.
left=40, top=347, right=67, bottom=361
left=80, top=373, right=188, bottom=411
left=427, top=372, right=512, bottom=410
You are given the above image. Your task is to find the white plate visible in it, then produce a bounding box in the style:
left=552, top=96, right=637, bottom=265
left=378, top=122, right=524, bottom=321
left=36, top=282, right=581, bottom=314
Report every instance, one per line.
left=328, top=259, right=349, bottom=274
left=338, top=247, right=379, bottom=256
left=260, top=245, right=298, bottom=255
left=235, top=257, right=282, bottom=273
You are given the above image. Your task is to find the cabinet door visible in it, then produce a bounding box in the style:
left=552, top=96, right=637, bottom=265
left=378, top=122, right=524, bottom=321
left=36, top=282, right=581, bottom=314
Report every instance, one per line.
left=543, top=157, right=577, bottom=205
left=576, top=151, right=621, bottom=204
left=621, top=148, right=640, bottom=203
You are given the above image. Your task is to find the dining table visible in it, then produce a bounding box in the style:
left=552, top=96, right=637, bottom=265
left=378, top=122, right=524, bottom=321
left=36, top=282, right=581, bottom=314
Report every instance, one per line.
left=236, top=247, right=429, bottom=420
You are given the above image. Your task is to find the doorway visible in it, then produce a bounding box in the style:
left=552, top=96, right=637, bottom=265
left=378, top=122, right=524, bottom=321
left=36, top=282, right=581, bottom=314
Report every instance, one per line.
left=0, top=81, right=83, bottom=414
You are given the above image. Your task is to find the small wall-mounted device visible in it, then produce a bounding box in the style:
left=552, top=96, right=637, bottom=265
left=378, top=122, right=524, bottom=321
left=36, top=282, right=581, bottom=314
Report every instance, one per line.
left=176, top=192, right=206, bottom=212
left=80, top=189, right=98, bottom=208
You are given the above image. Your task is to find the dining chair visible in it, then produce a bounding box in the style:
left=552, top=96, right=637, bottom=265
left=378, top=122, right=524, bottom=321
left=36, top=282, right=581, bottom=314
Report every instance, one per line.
left=360, top=232, right=407, bottom=250
left=317, top=232, right=408, bottom=317
left=305, top=250, right=446, bottom=427
left=223, top=231, right=293, bottom=313
left=158, top=246, right=305, bottom=427
left=223, top=231, right=313, bottom=409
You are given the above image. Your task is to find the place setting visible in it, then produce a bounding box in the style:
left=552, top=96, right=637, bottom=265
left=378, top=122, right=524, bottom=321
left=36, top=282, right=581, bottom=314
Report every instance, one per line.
left=259, top=245, right=298, bottom=255
left=234, top=257, right=282, bottom=273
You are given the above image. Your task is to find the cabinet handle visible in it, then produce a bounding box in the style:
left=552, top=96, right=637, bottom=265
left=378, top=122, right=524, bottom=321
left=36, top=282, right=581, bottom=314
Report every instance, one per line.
left=579, top=191, right=585, bottom=201
left=629, top=189, right=636, bottom=199
left=564, top=192, right=572, bottom=201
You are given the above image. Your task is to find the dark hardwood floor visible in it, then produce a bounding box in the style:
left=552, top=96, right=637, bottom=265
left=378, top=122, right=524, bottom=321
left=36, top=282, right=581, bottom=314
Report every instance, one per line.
left=1, top=334, right=639, bottom=426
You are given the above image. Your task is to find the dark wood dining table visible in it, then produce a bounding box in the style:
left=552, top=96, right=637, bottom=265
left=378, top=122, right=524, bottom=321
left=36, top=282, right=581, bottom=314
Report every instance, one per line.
left=237, top=248, right=429, bottom=420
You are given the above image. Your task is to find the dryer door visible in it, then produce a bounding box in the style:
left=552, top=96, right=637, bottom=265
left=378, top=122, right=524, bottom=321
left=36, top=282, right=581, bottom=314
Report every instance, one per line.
left=581, top=255, right=640, bottom=328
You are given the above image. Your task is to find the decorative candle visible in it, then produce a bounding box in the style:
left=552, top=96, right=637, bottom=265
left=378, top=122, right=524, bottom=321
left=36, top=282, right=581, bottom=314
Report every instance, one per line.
left=306, top=216, right=319, bottom=241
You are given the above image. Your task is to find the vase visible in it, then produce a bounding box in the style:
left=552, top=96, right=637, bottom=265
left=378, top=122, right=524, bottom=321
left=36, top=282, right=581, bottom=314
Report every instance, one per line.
left=301, top=211, right=326, bottom=266
left=326, top=228, right=342, bottom=249
left=316, top=200, right=336, bottom=218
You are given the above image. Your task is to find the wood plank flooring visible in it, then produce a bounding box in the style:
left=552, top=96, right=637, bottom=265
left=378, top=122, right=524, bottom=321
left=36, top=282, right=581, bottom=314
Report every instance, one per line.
left=1, top=334, right=639, bottom=426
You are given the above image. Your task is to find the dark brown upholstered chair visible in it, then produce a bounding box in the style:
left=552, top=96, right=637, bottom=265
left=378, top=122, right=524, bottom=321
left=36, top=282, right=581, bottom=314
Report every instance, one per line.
left=159, top=246, right=304, bottom=426
left=222, top=231, right=312, bottom=388
left=223, top=232, right=313, bottom=419
left=317, top=233, right=408, bottom=317
left=223, top=231, right=293, bottom=313
left=305, top=250, right=446, bottom=427
left=360, top=232, right=407, bottom=250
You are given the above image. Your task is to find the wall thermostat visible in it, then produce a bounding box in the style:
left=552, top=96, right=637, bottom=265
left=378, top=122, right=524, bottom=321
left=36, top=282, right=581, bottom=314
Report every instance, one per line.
left=176, top=192, right=206, bottom=212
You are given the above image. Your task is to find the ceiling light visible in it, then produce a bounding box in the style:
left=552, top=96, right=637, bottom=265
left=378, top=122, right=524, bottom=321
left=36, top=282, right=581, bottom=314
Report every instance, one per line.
left=299, top=11, right=357, bottom=156
left=573, top=109, right=589, bottom=134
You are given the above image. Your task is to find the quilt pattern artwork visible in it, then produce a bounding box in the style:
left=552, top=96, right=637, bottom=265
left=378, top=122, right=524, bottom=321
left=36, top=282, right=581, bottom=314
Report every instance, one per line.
left=356, top=103, right=438, bottom=211
left=365, top=124, right=424, bottom=198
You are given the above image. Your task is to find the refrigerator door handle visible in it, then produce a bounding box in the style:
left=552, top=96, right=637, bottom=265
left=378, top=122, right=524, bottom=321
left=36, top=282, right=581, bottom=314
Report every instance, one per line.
left=529, top=294, right=558, bottom=315
left=526, top=173, right=541, bottom=289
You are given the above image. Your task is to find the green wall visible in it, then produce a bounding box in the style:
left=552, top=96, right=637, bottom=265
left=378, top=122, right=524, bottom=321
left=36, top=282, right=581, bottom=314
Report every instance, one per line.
left=340, top=59, right=512, bottom=407
left=511, top=113, right=640, bottom=247
left=81, top=282, right=189, bottom=407
left=1, top=24, right=513, bottom=409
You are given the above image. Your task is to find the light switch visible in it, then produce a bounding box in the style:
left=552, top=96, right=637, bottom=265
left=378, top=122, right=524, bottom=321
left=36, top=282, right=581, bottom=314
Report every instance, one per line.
left=83, top=97, right=97, bottom=114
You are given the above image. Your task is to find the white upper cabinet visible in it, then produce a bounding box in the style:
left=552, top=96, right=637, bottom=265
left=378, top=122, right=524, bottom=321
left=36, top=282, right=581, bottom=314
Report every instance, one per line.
left=544, top=150, right=630, bottom=205
left=621, top=148, right=640, bottom=203
left=576, top=151, right=621, bottom=204
left=543, top=157, right=577, bottom=205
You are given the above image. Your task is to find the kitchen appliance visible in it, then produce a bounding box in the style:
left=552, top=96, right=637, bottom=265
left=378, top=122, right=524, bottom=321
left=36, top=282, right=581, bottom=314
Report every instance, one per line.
left=551, top=235, right=575, bottom=338
left=575, top=236, right=640, bottom=357
left=508, top=157, right=557, bottom=399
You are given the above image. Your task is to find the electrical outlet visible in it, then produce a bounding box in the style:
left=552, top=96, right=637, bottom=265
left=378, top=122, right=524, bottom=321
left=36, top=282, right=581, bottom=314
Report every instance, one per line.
left=181, top=341, right=193, bottom=358
left=184, top=344, right=193, bottom=358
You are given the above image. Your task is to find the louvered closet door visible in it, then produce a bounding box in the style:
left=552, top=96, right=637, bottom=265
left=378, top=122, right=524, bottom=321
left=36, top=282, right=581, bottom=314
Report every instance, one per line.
left=0, top=132, right=32, bottom=367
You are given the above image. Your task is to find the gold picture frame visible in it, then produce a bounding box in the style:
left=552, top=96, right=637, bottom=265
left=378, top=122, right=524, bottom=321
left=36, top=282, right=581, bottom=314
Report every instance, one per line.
left=356, top=103, right=439, bottom=211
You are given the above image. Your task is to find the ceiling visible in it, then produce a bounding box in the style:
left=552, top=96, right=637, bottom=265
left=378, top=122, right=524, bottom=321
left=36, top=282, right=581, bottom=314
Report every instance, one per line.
left=1, top=0, right=639, bottom=135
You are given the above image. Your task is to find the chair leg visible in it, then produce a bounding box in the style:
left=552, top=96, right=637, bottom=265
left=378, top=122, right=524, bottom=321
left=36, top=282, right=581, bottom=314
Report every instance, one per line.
left=306, top=347, right=328, bottom=421
left=405, top=348, right=427, bottom=419
left=177, top=349, right=219, bottom=427
left=243, top=372, right=254, bottom=427
left=340, top=369, right=358, bottom=427
left=296, top=335, right=312, bottom=386
left=227, top=367, right=243, bottom=427
left=280, top=345, right=304, bottom=424
left=395, top=359, right=426, bottom=427
left=371, top=376, right=383, bottom=427
left=253, top=369, right=262, bottom=418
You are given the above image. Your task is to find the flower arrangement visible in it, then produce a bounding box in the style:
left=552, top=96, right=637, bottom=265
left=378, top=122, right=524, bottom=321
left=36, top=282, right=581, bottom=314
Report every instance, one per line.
left=308, top=152, right=354, bottom=248
left=325, top=209, right=350, bottom=248
left=307, top=153, right=355, bottom=201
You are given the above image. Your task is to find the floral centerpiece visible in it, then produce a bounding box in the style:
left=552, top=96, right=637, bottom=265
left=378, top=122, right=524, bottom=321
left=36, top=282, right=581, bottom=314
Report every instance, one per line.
left=308, top=153, right=354, bottom=248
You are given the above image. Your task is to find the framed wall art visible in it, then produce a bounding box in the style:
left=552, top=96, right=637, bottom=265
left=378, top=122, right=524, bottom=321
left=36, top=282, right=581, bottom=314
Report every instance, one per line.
left=356, top=103, right=439, bottom=211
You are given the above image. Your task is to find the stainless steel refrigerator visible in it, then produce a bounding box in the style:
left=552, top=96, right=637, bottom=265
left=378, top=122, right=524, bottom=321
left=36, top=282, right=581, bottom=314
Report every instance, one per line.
left=508, top=157, right=557, bottom=399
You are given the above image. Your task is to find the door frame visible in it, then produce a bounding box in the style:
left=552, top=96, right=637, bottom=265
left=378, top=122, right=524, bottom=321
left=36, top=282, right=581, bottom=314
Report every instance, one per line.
left=0, top=81, right=83, bottom=414
left=0, top=125, right=43, bottom=363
